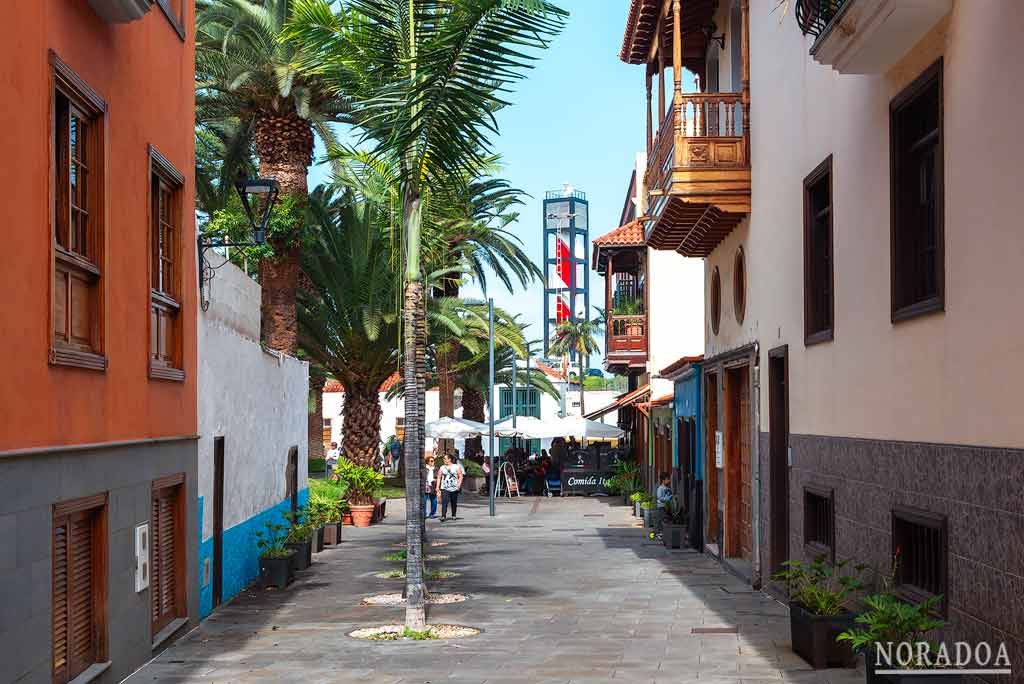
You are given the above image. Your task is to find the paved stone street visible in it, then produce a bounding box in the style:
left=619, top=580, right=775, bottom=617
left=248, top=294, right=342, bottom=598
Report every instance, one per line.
left=127, top=495, right=864, bottom=684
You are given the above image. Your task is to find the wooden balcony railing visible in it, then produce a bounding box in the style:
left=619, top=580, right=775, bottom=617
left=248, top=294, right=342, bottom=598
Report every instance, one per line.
left=647, top=92, right=748, bottom=196
left=607, top=315, right=648, bottom=355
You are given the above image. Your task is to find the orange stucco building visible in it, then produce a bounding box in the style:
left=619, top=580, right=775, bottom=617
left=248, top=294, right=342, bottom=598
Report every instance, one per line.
left=0, top=2, right=199, bottom=682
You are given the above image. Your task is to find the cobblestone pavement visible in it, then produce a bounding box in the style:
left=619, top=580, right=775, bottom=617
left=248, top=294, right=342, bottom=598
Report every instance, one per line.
left=127, top=494, right=864, bottom=684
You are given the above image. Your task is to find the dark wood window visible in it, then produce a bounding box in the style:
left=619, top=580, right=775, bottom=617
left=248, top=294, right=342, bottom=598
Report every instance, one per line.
left=151, top=474, right=186, bottom=637
left=52, top=493, right=107, bottom=684
left=733, top=247, right=746, bottom=324
left=891, top=60, right=944, bottom=322
left=892, top=506, right=947, bottom=614
left=149, top=147, right=185, bottom=381
left=50, top=53, right=107, bottom=371
left=710, top=266, right=722, bottom=335
left=803, top=155, right=834, bottom=344
left=803, top=485, right=835, bottom=562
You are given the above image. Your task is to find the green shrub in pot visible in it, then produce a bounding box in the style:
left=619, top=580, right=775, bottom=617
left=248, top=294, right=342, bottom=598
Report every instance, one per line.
left=256, top=521, right=295, bottom=589
left=773, top=554, right=868, bottom=669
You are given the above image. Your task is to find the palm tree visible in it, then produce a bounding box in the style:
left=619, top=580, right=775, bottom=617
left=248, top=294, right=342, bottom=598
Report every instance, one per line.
left=196, top=0, right=347, bottom=354
left=549, top=315, right=603, bottom=415
left=286, top=0, right=566, bottom=629
left=297, top=194, right=401, bottom=466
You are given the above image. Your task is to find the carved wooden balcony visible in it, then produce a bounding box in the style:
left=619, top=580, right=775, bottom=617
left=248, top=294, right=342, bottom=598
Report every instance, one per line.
left=606, top=314, right=648, bottom=374
left=644, top=93, right=751, bottom=257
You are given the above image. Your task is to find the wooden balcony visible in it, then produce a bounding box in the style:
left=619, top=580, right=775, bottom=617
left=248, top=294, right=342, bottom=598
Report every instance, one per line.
left=606, top=315, right=648, bottom=374
left=645, top=93, right=751, bottom=257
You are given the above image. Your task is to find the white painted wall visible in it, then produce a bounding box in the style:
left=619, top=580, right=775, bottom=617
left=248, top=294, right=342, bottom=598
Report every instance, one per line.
left=705, top=1, right=1024, bottom=447
left=198, top=256, right=309, bottom=537
left=646, top=247, right=705, bottom=398
left=324, top=388, right=451, bottom=456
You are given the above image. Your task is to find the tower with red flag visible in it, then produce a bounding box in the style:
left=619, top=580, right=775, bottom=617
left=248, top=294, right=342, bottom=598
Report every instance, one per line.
left=543, top=185, right=590, bottom=360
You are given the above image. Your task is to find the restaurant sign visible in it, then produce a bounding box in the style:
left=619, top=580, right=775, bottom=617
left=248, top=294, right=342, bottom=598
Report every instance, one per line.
left=561, top=472, right=614, bottom=495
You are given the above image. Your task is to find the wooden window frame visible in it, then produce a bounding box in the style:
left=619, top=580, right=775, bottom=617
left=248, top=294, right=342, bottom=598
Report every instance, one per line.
left=892, top=505, right=948, bottom=616
left=49, top=52, right=108, bottom=372
left=150, top=473, right=187, bottom=638
left=802, top=484, right=835, bottom=563
left=803, top=155, right=834, bottom=345
left=890, top=60, right=944, bottom=323
left=148, top=146, right=186, bottom=382
left=710, top=266, right=722, bottom=335
left=52, top=493, right=108, bottom=684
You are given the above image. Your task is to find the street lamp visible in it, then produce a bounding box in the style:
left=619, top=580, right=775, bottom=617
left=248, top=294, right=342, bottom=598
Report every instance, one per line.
left=198, top=176, right=280, bottom=310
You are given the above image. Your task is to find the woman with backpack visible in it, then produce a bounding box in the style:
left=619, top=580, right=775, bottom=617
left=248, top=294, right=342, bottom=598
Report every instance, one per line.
left=436, top=452, right=464, bottom=522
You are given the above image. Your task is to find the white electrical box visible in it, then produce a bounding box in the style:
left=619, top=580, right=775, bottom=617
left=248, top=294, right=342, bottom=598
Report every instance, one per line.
left=135, top=522, right=150, bottom=592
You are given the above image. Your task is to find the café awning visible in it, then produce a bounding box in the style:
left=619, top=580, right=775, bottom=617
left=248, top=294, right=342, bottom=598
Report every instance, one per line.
left=583, top=383, right=650, bottom=420
left=424, top=417, right=489, bottom=439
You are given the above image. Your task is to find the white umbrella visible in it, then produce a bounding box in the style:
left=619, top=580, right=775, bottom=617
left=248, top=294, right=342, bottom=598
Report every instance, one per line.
left=551, top=416, right=624, bottom=440
left=424, top=416, right=488, bottom=439
left=492, top=416, right=567, bottom=439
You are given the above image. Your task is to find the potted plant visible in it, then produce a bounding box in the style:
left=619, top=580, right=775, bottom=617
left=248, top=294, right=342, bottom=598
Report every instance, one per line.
left=256, top=521, right=295, bottom=590
left=662, top=495, right=687, bottom=549
left=311, top=492, right=343, bottom=546
left=630, top=491, right=644, bottom=517
left=773, top=554, right=867, bottom=669
left=283, top=509, right=314, bottom=571
left=307, top=494, right=335, bottom=552
left=639, top=495, right=655, bottom=528
left=335, top=458, right=383, bottom=527
left=838, top=593, right=954, bottom=684
left=340, top=499, right=353, bottom=526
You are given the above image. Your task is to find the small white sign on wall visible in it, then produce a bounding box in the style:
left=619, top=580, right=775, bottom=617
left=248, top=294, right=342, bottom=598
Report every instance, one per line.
left=135, top=522, right=150, bottom=593
left=715, top=431, right=724, bottom=469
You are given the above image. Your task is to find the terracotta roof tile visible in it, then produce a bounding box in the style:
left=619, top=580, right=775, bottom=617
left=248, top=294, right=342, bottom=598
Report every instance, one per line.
left=659, top=355, right=704, bottom=378
left=593, top=219, right=645, bottom=247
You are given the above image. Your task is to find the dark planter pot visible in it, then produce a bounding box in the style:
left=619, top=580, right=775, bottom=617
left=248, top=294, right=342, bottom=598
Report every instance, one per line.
left=312, top=527, right=325, bottom=553
left=642, top=507, right=653, bottom=528
left=623, top=494, right=630, bottom=506
left=323, top=522, right=341, bottom=546
left=863, top=650, right=964, bottom=684
left=259, top=552, right=295, bottom=589
left=285, top=540, right=312, bottom=571
left=789, top=602, right=856, bottom=669
left=380, top=500, right=387, bottom=519
left=663, top=522, right=685, bottom=548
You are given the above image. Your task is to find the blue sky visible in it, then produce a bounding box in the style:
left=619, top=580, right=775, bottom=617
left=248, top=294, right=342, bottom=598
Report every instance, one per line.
left=311, top=2, right=644, bottom=365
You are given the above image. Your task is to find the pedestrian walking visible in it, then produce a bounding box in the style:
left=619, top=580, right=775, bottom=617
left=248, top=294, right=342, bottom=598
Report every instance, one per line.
left=437, top=453, right=464, bottom=521
left=423, top=455, right=438, bottom=518
left=654, top=472, right=672, bottom=537
left=325, top=441, right=340, bottom=479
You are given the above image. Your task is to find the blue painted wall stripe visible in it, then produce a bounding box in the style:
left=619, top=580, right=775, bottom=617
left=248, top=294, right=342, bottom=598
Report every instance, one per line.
left=196, top=487, right=309, bottom=618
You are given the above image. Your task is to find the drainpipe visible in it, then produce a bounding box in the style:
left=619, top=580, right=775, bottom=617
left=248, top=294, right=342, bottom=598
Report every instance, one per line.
left=751, top=342, right=762, bottom=589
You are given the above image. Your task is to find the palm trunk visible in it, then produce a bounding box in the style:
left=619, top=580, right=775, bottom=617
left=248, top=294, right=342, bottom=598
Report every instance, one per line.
left=308, top=366, right=327, bottom=462
left=403, top=280, right=427, bottom=629
left=435, top=280, right=459, bottom=454
left=579, top=357, right=585, bottom=416
left=461, top=386, right=485, bottom=459
left=341, top=381, right=382, bottom=467
left=253, top=111, right=312, bottom=355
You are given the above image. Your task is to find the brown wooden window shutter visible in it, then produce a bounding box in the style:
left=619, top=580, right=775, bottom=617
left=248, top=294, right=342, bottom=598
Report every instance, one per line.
left=52, top=494, right=106, bottom=684
left=151, top=475, right=186, bottom=636
left=49, top=52, right=108, bottom=372
left=148, top=146, right=185, bottom=382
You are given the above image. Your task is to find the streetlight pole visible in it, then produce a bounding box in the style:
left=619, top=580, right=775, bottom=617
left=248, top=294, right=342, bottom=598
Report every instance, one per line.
left=487, top=297, right=496, bottom=517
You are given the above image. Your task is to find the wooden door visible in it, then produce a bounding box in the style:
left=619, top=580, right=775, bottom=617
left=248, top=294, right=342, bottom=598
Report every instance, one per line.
left=287, top=446, right=299, bottom=513
left=768, top=348, right=790, bottom=574
left=725, top=365, right=752, bottom=560
left=212, top=437, right=224, bottom=609
left=704, top=373, right=719, bottom=546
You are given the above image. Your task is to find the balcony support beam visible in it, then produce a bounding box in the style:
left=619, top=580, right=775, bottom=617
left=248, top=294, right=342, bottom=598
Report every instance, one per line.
left=741, top=0, right=751, bottom=161
left=646, top=68, right=653, bottom=155
left=672, top=0, right=682, bottom=137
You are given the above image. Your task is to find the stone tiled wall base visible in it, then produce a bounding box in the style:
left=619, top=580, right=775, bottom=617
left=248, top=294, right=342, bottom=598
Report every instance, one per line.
left=772, top=434, right=1022, bottom=683
left=197, top=488, right=309, bottom=618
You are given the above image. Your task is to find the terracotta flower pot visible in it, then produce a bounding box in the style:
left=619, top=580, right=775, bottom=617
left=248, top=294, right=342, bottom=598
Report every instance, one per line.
left=342, top=512, right=353, bottom=526
left=323, top=522, right=341, bottom=546
left=349, top=504, right=375, bottom=528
